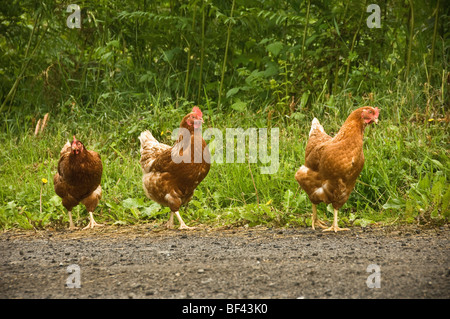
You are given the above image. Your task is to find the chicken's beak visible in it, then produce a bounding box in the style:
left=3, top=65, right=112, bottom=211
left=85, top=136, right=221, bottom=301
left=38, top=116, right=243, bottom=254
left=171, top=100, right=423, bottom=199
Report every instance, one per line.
left=374, top=118, right=379, bottom=124
left=71, top=136, right=77, bottom=151
left=71, top=143, right=79, bottom=154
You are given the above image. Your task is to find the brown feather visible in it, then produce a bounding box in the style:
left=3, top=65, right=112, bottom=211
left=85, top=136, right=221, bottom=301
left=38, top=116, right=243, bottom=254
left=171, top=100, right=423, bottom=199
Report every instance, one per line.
left=139, top=108, right=210, bottom=226
left=295, top=107, right=379, bottom=210
left=53, top=140, right=103, bottom=213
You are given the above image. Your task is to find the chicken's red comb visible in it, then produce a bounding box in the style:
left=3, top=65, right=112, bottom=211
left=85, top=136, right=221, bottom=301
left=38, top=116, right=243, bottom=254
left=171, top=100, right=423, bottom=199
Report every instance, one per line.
left=72, top=135, right=77, bottom=143
left=192, top=106, right=202, bottom=118
left=373, top=107, right=380, bottom=117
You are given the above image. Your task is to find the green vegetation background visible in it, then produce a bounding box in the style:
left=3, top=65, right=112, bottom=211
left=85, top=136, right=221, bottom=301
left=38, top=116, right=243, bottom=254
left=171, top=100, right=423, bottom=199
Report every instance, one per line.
left=0, top=0, right=448, bottom=230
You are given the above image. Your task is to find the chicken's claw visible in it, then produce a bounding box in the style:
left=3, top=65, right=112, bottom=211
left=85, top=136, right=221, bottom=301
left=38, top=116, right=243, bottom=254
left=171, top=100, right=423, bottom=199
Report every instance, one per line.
left=310, top=204, right=328, bottom=230
left=179, top=224, right=196, bottom=230
left=82, top=212, right=103, bottom=230
left=312, top=218, right=328, bottom=230
left=175, top=211, right=195, bottom=230
left=319, top=208, right=349, bottom=232
left=166, top=212, right=175, bottom=229
left=323, top=225, right=350, bottom=232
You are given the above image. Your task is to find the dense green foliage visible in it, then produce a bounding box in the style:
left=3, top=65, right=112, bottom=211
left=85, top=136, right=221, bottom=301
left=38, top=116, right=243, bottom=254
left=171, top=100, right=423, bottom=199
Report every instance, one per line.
left=0, top=0, right=448, bottom=230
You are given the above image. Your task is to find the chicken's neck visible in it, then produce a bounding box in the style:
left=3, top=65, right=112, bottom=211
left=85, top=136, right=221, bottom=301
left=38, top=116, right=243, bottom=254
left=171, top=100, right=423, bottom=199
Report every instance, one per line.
left=334, top=116, right=366, bottom=142
left=173, top=129, right=206, bottom=163
left=68, top=150, right=90, bottom=164
left=175, top=127, right=202, bottom=146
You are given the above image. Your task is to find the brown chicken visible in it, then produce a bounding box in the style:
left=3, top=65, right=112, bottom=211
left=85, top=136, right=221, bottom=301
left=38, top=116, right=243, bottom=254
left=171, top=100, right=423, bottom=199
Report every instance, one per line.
left=53, top=136, right=103, bottom=230
left=295, top=106, right=380, bottom=232
left=139, top=107, right=210, bottom=230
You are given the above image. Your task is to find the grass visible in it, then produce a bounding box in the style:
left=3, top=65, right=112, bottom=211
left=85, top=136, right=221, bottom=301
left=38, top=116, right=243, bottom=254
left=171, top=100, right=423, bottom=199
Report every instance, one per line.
left=0, top=80, right=448, bottom=230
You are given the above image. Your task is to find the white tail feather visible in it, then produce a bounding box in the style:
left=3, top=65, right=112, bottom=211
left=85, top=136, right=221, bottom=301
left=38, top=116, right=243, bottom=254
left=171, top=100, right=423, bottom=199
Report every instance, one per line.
left=139, top=130, right=170, bottom=173
left=60, top=140, right=71, bottom=157
left=309, top=118, right=324, bottom=137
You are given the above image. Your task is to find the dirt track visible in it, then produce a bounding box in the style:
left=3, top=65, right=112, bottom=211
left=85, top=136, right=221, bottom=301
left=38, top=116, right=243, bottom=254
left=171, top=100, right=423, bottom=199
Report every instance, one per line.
left=0, top=224, right=448, bottom=299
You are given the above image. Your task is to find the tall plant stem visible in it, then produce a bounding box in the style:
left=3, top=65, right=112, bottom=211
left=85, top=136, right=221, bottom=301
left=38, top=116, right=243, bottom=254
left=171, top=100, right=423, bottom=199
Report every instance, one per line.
left=217, top=0, right=236, bottom=111
left=405, top=0, right=414, bottom=81
left=198, top=1, right=206, bottom=104
left=301, top=0, right=311, bottom=59
left=344, top=6, right=365, bottom=89
left=185, top=3, right=197, bottom=99
left=0, top=13, right=46, bottom=113
left=429, top=0, right=439, bottom=84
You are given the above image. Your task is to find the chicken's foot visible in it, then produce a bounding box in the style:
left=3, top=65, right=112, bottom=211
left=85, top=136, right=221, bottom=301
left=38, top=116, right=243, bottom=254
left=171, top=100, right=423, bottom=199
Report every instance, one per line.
left=166, top=211, right=174, bottom=229
left=175, top=211, right=195, bottom=230
left=82, top=212, right=103, bottom=230
left=68, top=211, right=78, bottom=230
left=311, top=204, right=328, bottom=230
left=323, top=208, right=349, bottom=232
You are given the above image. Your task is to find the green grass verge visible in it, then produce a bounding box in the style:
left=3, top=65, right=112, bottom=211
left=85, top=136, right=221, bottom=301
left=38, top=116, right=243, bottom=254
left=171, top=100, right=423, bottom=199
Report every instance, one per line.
left=0, top=83, right=448, bottom=230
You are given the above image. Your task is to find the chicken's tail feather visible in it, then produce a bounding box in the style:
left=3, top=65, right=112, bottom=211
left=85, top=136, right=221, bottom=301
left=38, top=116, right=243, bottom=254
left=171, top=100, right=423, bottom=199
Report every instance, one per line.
left=309, top=118, right=325, bottom=137
left=59, top=140, right=71, bottom=157
left=139, top=130, right=158, bottom=147
left=139, top=130, right=170, bottom=173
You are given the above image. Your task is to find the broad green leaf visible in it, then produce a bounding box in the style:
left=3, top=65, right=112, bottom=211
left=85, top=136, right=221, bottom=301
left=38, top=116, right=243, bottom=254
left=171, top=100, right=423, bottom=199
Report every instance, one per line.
left=122, top=198, right=144, bottom=209
left=354, top=218, right=374, bottom=227
left=231, top=101, right=247, bottom=112
left=300, top=91, right=310, bottom=109
left=266, top=41, right=283, bottom=56
left=382, top=198, right=405, bottom=210
left=429, top=159, right=444, bottom=170
left=49, top=195, right=62, bottom=207
left=226, top=87, right=240, bottom=98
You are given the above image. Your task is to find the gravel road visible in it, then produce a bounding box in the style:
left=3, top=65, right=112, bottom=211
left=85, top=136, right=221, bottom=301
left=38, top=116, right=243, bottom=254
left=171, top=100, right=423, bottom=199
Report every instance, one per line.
left=0, top=224, right=448, bottom=300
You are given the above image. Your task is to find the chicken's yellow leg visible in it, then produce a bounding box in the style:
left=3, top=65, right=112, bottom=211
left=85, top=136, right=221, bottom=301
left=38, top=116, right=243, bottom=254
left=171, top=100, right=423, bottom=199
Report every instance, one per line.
left=323, top=208, right=349, bottom=232
left=166, top=211, right=174, bottom=229
left=311, top=204, right=328, bottom=230
left=68, top=211, right=78, bottom=230
left=175, top=211, right=195, bottom=230
left=82, top=212, right=103, bottom=230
